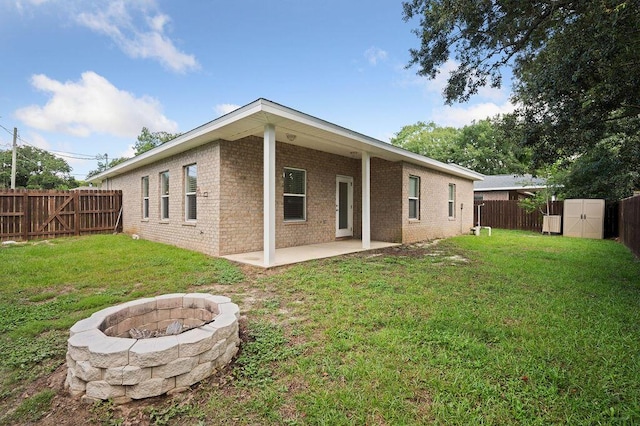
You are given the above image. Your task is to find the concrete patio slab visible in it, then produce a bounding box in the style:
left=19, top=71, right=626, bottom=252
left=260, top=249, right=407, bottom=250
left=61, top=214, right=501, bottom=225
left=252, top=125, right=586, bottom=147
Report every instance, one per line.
left=222, top=239, right=399, bottom=268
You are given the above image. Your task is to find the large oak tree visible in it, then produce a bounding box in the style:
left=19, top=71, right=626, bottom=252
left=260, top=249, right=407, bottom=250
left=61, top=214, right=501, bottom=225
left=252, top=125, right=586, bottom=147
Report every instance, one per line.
left=403, top=0, right=640, bottom=196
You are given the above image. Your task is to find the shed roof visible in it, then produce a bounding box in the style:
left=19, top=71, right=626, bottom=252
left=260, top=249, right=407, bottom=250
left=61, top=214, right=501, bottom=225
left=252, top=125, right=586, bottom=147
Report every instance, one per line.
left=88, top=98, right=484, bottom=183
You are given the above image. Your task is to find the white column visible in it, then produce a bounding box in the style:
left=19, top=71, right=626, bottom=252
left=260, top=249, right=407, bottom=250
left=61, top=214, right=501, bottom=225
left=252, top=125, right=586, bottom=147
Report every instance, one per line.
left=263, top=124, right=276, bottom=267
left=361, top=151, right=371, bottom=249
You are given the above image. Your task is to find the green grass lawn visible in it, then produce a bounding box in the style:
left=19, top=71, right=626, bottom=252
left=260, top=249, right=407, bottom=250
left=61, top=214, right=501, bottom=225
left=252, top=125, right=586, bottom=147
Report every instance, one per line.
left=1, top=231, right=639, bottom=425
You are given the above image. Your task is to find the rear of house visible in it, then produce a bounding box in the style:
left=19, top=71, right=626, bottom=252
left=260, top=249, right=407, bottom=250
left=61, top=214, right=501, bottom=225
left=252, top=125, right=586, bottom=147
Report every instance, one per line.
left=90, top=99, right=482, bottom=266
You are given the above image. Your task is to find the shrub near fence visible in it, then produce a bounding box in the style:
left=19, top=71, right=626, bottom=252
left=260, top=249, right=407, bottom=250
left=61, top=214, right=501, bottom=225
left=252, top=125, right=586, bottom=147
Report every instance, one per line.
left=473, top=200, right=564, bottom=232
left=0, top=189, right=122, bottom=242
left=620, top=195, right=640, bottom=258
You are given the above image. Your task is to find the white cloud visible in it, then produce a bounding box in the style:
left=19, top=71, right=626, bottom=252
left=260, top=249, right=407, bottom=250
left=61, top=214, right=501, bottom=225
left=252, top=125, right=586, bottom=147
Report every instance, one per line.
left=20, top=130, right=50, bottom=150
left=121, top=145, right=136, bottom=158
left=14, top=0, right=50, bottom=10
left=396, top=59, right=458, bottom=94
left=432, top=101, right=516, bottom=127
left=214, top=103, right=241, bottom=117
left=396, top=59, right=516, bottom=126
left=364, top=46, right=388, bottom=66
left=15, top=71, right=178, bottom=138
left=75, top=1, right=199, bottom=73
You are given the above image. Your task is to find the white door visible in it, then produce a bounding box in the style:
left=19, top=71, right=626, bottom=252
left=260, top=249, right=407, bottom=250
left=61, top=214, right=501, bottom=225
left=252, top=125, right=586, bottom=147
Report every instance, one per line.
left=336, top=176, right=353, bottom=238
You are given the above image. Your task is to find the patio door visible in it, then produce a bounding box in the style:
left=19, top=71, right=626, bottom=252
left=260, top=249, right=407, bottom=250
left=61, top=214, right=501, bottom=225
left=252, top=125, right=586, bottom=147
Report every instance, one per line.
left=336, top=176, right=353, bottom=238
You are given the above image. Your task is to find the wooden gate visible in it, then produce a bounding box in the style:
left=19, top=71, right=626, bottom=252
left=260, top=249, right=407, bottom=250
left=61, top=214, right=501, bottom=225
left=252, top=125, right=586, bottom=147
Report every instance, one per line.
left=0, top=189, right=122, bottom=241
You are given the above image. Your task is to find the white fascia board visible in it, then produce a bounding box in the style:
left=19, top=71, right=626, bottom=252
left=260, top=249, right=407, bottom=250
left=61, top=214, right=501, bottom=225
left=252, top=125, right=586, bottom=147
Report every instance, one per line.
left=260, top=100, right=484, bottom=181
left=475, top=185, right=547, bottom=192
left=88, top=98, right=484, bottom=183
left=87, top=100, right=265, bottom=183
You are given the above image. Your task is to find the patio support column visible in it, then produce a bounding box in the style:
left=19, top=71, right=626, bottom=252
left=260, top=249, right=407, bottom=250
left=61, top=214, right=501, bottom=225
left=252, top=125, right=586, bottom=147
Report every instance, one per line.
left=263, top=123, right=276, bottom=267
left=361, top=151, right=371, bottom=249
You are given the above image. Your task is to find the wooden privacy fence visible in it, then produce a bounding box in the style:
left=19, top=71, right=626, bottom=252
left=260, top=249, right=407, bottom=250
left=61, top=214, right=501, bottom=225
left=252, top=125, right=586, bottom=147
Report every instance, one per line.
left=473, top=200, right=564, bottom=232
left=474, top=199, right=619, bottom=238
left=620, top=195, right=640, bottom=258
left=0, top=189, right=122, bottom=242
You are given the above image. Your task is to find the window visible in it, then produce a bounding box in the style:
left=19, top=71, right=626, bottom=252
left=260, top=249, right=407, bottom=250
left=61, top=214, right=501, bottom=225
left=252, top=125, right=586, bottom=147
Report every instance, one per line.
left=448, top=183, right=456, bottom=218
left=160, top=171, right=169, bottom=220
left=409, top=176, right=420, bottom=219
left=141, top=176, right=149, bottom=219
left=283, top=168, right=306, bottom=221
left=184, top=164, right=197, bottom=221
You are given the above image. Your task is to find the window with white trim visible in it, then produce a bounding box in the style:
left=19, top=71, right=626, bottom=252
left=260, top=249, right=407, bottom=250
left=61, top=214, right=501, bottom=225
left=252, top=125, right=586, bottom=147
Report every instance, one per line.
left=283, top=168, right=306, bottom=221
left=160, top=171, right=170, bottom=220
left=448, top=183, right=456, bottom=218
left=141, top=176, right=149, bottom=219
left=409, top=175, right=420, bottom=219
left=184, top=164, right=197, bottom=221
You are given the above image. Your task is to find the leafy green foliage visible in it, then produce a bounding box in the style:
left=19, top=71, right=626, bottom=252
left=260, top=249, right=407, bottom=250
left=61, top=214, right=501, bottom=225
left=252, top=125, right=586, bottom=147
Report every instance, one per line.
left=403, top=0, right=640, bottom=197
left=86, top=127, right=181, bottom=178
left=0, top=145, right=77, bottom=189
left=391, top=118, right=530, bottom=174
left=559, top=135, right=640, bottom=200
left=133, top=127, right=181, bottom=156
left=518, top=165, right=565, bottom=215
left=86, top=156, right=130, bottom=179
left=391, top=120, right=459, bottom=159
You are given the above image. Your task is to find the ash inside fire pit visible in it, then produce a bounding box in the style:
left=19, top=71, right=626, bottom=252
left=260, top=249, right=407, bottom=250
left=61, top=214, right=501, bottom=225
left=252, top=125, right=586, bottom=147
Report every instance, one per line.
left=128, top=320, right=185, bottom=339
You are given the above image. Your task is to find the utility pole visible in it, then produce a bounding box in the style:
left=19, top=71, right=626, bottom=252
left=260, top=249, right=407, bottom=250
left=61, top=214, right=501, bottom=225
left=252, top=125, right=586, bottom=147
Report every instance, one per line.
left=10, top=127, right=17, bottom=189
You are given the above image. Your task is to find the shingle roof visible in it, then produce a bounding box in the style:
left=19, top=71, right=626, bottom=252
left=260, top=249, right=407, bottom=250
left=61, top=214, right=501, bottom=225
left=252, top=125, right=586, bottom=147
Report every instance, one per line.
left=474, top=174, right=546, bottom=191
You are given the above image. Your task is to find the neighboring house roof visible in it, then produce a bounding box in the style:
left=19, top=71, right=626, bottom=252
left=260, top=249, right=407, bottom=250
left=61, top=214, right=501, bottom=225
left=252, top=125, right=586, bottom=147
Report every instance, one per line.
left=474, top=174, right=546, bottom=192
left=88, top=98, right=484, bottom=183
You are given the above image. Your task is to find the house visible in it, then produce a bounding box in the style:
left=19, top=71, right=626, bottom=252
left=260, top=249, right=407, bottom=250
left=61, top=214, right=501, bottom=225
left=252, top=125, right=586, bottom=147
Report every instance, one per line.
left=88, top=99, right=483, bottom=267
left=474, top=174, right=546, bottom=201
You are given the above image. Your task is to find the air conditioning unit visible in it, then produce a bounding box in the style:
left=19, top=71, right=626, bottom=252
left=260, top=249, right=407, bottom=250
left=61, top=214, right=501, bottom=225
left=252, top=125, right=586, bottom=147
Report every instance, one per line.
left=542, top=215, right=562, bottom=234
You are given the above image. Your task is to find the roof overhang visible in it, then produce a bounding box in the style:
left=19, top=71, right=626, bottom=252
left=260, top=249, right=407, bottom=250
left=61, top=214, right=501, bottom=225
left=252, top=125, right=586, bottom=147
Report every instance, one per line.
left=88, top=98, right=484, bottom=183
left=474, top=186, right=546, bottom=192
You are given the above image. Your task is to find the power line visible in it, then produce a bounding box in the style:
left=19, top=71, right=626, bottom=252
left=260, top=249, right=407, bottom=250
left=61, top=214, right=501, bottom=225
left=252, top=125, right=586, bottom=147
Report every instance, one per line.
left=0, top=122, right=106, bottom=160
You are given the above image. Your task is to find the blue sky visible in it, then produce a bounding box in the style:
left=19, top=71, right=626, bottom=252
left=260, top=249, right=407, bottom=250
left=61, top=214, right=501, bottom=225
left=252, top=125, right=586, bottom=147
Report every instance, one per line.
left=0, top=0, right=514, bottom=179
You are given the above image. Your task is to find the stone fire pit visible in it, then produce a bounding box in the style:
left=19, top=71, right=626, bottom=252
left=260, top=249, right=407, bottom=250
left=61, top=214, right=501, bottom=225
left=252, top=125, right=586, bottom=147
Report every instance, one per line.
left=65, top=293, right=240, bottom=401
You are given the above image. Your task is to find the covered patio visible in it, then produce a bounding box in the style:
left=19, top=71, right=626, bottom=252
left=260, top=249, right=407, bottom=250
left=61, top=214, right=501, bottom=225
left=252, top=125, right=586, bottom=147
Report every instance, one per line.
left=222, top=239, right=400, bottom=268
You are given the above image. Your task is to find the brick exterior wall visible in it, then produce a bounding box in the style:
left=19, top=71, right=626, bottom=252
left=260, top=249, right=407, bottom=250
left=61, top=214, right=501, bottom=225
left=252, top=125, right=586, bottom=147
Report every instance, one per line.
left=218, top=137, right=263, bottom=255
left=104, top=135, right=475, bottom=257
left=105, top=142, right=221, bottom=256
left=371, top=158, right=403, bottom=242
left=401, top=163, right=475, bottom=242
left=218, top=137, right=361, bottom=255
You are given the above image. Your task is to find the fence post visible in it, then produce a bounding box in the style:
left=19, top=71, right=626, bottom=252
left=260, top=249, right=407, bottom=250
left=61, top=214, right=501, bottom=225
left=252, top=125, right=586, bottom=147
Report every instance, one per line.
left=74, top=191, right=80, bottom=236
left=22, top=191, right=29, bottom=241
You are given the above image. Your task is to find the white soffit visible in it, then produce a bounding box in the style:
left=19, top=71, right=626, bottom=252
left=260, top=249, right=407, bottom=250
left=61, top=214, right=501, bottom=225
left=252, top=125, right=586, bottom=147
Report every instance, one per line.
left=88, top=99, right=483, bottom=182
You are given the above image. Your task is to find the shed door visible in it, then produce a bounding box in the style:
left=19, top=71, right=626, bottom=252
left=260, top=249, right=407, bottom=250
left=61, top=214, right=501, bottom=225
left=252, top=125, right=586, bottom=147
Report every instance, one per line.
left=336, top=176, right=353, bottom=238
left=582, top=199, right=605, bottom=239
left=562, top=199, right=605, bottom=239
left=563, top=199, right=584, bottom=237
